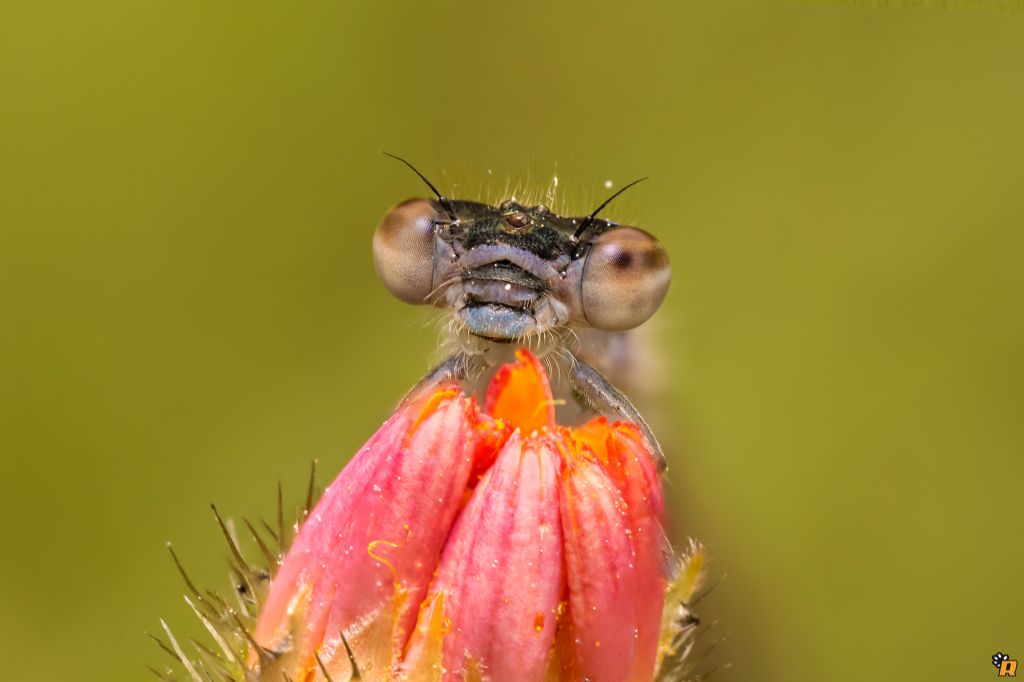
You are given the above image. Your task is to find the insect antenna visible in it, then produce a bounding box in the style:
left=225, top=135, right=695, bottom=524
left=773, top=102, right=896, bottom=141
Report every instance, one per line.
left=572, top=176, right=648, bottom=240
left=381, top=152, right=458, bottom=222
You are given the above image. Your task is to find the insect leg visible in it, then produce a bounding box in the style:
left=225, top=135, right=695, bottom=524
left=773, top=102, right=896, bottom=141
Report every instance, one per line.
left=399, top=352, right=487, bottom=408
left=570, top=355, right=667, bottom=473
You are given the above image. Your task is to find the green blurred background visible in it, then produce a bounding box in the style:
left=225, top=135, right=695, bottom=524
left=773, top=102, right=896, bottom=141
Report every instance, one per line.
left=2, top=1, right=1022, bottom=680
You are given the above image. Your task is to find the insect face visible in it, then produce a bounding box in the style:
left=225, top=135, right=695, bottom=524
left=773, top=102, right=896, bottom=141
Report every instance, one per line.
left=374, top=156, right=671, bottom=470
left=373, top=196, right=670, bottom=342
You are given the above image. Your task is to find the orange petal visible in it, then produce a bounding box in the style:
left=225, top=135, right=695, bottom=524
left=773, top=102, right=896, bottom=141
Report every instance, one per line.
left=468, top=413, right=513, bottom=483
left=484, top=349, right=555, bottom=433
left=567, top=417, right=616, bottom=464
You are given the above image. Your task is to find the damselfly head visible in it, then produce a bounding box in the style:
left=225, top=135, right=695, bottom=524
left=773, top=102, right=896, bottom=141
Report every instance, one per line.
left=373, top=159, right=670, bottom=343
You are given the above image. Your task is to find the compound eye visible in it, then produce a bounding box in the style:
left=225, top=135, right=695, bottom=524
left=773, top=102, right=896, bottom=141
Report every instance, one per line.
left=580, top=226, right=670, bottom=330
left=373, top=198, right=439, bottom=304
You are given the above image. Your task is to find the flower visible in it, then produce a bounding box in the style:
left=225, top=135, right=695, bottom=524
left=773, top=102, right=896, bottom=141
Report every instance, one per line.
left=248, top=349, right=669, bottom=682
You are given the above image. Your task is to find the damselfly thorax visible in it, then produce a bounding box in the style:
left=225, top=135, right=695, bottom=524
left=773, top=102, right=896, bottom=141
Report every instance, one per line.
left=373, top=156, right=671, bottom=470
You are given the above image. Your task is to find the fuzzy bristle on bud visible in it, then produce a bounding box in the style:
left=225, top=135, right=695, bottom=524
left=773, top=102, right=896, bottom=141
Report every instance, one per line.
left=155, top=487, right=722, bottom=681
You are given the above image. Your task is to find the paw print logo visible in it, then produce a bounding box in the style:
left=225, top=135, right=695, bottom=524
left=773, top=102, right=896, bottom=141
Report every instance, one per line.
left=994, top=652, right=1019, bottom=677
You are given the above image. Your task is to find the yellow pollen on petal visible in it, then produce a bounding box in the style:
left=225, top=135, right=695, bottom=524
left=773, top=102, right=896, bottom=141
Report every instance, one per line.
left=366, top=538, right=409, bottom=620
left=464, top=660, right=485, bottom=682
left=405, top=592, right=450, bottom=682
left=530, top=398, right=566, bottom=425
left=552, top=432, right=574, bottom=465
left=367, top=539, right=401, bottom=582
left=534, top=612, right=545, bottom=635
left=408, top=388, right=460, bottom=442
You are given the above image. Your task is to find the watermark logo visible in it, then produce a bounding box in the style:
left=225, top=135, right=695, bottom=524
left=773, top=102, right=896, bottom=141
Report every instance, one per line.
left=994, top=653, right=1018, bottom=677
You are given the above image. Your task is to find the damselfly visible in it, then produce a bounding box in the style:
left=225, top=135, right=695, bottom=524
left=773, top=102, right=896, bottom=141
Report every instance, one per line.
left=374, top=155, right=671, bottom=470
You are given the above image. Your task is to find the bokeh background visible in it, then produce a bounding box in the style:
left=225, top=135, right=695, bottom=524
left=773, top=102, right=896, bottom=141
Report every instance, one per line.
left=2, top=1, right=1022, bottom=680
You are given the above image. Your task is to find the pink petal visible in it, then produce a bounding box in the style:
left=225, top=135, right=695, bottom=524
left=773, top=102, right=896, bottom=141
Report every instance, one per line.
left=605, top=428, right=668, bottom=681
left=253, top=390, right=482, bottom=678
left=403, top=433, right=564, bottom=681
left=559, top=457, right=645, bottom=682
